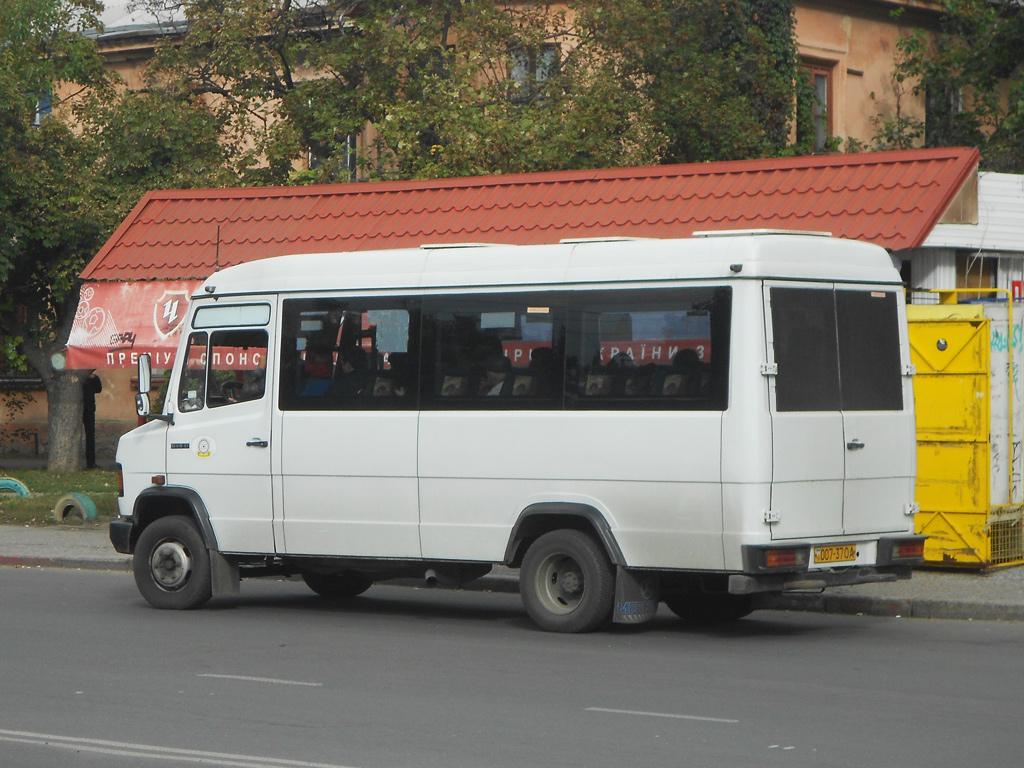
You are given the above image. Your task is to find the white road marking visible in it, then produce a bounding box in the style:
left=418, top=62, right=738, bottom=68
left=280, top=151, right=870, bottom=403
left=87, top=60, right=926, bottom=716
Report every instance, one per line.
left=0, top=729, right=357, bottom=768
left=586, top=707, right=739, bottom=724
left=198, top=673, right=323, bottom=687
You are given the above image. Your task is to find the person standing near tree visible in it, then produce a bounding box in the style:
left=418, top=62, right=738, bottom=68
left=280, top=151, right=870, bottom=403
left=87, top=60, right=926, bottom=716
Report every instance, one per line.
left=82, top=371, right=102, bottom=469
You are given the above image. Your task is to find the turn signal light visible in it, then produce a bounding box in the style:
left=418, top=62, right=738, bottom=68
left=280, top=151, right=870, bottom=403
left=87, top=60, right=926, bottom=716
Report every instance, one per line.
left=151, top=475, right=166, bottom=486
left=765, top=548, right=808, bottom=569
left=893, top=539, right=925, bottom=559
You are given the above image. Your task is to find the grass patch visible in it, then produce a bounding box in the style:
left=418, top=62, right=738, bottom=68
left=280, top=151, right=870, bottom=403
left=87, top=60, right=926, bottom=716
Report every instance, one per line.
left=0, top=469, right=119, bottom=526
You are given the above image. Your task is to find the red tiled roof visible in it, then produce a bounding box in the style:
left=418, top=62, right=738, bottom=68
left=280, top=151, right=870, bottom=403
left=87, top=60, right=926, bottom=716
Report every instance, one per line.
left=81, top=147, right=979, bottom=281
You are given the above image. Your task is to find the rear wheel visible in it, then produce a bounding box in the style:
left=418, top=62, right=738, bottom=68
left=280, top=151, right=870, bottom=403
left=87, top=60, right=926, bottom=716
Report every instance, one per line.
left=301, top=570, right=373, bottom=600
left=133, top=516, right=212, bottom=610
left=520, top=529, right=615, bottom=633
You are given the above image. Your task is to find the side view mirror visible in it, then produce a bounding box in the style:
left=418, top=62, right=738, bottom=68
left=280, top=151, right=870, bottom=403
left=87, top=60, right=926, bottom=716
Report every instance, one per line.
left=136, top=352, right=173, bottom=424
left=136, top=353, right=152, bottom=417
left=138, top=353, right=152, bottom=394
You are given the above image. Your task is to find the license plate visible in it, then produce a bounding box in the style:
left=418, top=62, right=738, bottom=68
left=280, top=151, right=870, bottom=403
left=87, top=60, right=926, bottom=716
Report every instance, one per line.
left=814, top=544, right=858, bottom=564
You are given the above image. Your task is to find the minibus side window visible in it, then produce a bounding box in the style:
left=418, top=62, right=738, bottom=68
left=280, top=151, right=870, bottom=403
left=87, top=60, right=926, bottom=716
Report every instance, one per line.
left=568, top=287, right=730, bottom=411
left=278, top=298, right=416, bottom=411
left=421, top=294, right=563, bottom=409
left=177, top=329, right=269, bottom=411
left=178, top=332, right=208, bottom=412
left=206, top=329, right=268, bottom=408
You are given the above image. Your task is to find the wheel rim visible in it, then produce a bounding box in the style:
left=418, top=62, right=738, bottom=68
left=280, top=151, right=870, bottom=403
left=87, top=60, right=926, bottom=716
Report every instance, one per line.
left=532, top=553, right=586, bottom=615
left=149, top=539, right=193, bottom=591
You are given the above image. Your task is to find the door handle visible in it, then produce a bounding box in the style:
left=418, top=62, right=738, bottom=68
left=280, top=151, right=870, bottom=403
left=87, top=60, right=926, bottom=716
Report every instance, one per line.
left=246, top=438, right=269, bottom=448
left=846, top=439, right=865, bottom=450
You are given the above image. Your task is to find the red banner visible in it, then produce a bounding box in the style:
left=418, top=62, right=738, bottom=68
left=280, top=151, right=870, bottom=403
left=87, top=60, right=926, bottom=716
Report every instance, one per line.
left=66, top=281, right=201, bottom=369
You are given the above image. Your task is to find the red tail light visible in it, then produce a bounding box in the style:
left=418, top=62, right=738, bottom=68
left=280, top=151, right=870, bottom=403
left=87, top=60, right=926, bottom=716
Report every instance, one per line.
left=765, top=548, right=808, bottom=568
left=893, top=539, right=925, bottom=560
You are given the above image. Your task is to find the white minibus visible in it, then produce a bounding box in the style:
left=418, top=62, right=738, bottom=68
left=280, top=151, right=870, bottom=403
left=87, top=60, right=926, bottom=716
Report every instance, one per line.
left=110, top=232, right=924, bottom=632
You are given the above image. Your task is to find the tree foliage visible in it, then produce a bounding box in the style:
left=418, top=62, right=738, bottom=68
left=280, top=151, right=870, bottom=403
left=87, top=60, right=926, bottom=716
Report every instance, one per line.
left=137, top=0, right=799, bottom=180
left=578, top=0, right=797, bottom=164
left=0, top=0, right=243, bottom=469
left=879, top=0, right=1024, bottom=171
left=0, top=0, right=111, bottom=470
left=2, top=0, right=803, bottom=467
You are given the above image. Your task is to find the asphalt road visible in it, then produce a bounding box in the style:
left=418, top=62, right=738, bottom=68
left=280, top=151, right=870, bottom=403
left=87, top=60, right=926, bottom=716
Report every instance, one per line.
left=1, top=568, right=1022, bottom=768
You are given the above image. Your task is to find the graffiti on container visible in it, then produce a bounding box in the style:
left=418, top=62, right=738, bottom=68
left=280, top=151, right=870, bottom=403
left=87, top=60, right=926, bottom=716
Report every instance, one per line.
left=1014, top=440, right=1023, bottom=503
left=991, top=325, right=1023, bottom=352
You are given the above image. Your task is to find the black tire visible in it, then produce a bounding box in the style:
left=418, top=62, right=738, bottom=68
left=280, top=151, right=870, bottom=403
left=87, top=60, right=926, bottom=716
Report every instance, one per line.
left=663, top=590, right=753, bottom=625
left=301, top=570, right=373, bottom=600
left=520, top=529, right=615, bottom=633
left=133, top=516, right=213, bottom=610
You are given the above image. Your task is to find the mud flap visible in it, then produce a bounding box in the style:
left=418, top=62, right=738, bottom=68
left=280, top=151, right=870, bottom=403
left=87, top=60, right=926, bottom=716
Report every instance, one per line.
left=210, top=550, right=240, bottom=596
left=613, top=567, right=659, bottom=624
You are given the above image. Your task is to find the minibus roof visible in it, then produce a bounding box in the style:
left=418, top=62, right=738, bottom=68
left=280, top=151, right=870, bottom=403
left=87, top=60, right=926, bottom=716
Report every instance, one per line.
left=197, top=232, right=901, bottom=297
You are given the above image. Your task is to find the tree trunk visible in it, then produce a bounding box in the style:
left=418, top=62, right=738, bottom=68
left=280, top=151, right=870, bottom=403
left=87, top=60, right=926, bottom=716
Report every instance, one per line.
left=9, top=292, right=88, bottom=472
left=46, top=371, right=85, bottom=472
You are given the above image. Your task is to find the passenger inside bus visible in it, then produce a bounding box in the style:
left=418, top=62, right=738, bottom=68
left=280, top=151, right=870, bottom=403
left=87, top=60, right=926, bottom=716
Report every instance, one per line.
left=479, top=353, right=512, bottom=396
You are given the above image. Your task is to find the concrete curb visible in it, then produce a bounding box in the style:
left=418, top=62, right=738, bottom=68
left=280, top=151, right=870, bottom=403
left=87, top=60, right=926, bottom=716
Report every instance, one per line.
left=760, top=593, right=1024, bottom=622
left=0, top=555, right=132, bottom=572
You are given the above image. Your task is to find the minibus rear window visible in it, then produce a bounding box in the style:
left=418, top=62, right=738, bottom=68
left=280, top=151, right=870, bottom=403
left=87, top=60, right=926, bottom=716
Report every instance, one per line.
left=771, top=287, right=903, bottom=412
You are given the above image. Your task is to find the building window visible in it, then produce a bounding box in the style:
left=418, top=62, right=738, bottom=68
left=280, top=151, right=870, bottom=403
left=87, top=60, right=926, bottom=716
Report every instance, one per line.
left=956, top=250, right=997, bottom=299
left=510, top=45, right=558, bottom=101
left=33, top=92, right=52, bottom=127
left=800, top=61, right=833, bottom=153
left=925, top=86, right=964, bottom=148
left=0, top=337, right=42, bottom=386
left=308, top=133, right=358, bottom=182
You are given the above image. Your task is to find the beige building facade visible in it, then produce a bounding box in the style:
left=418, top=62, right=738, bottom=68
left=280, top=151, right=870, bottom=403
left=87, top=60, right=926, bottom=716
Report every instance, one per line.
left=795, top=1, right=942, bottom=151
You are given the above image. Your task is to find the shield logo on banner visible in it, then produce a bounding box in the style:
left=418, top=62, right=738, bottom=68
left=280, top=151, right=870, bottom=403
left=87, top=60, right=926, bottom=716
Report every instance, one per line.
left=153, top=289, right=191, bottom=339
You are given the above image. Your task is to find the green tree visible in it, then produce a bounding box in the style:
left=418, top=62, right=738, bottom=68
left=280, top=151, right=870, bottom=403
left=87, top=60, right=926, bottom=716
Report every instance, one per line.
left=0, top=0, right=110, bottom=471
left=576, top=0, right=798, bottom=164
left=0, top=0, right=242, bottom=470
left=139, top=0, right=799, bottom=180
left=137, top=0, right=664, bottom=180
left=877, top=0, right=1024, bottom=171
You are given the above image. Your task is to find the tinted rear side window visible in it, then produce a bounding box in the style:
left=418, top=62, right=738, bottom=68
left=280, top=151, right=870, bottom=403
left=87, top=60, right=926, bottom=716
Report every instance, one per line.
left=420, top=293, right=563, bottom=409
left=567, top=287, right=731, bottom=411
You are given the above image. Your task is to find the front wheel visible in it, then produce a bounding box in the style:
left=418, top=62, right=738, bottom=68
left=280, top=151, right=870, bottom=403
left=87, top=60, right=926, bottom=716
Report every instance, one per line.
left=520, top=529, right=615, bottom=633
left=133, top=516, right=212, bottom=610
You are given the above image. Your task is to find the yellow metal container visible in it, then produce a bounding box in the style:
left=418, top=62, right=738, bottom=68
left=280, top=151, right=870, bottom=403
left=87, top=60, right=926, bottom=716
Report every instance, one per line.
left=908, top=300, right=1024, bottom=567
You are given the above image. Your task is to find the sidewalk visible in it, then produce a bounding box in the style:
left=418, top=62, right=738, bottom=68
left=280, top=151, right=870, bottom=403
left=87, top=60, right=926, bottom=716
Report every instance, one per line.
left=1, top=523, right=1022, bottom=621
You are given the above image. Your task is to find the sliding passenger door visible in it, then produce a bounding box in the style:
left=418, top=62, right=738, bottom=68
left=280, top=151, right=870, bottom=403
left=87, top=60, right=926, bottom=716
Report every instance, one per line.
left=274, top=297, right=421, bottom=557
